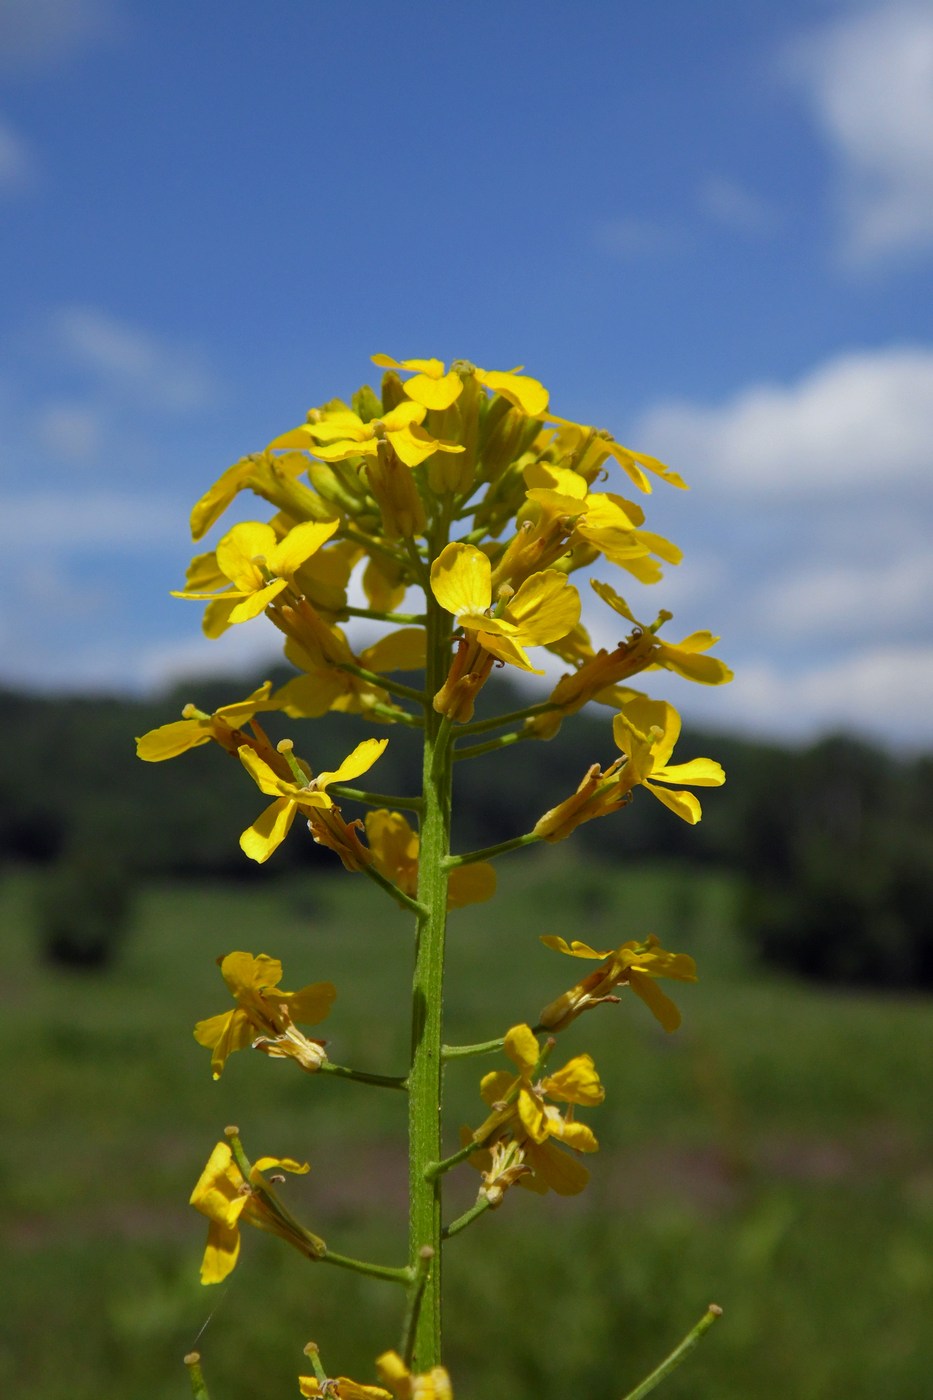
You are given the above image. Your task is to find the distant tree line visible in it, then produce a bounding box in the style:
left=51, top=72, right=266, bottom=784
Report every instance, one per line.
left=2, top=677, right=930, bottom=988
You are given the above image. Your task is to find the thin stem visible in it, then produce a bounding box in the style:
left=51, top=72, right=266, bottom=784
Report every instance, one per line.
left=453, top=731, right=530, bottom=762
left=620, top=1305, right=723, bottom=1400
left=320, top=1249, right=413, bottom=1286
left=184, top=1353, right=210, bottom=1400
left=441, top=1037, right=505, bottom=1060
left=336, top=661, right=428, bottom=705
left=361, top=862, right=428, bottom=915
left=319, top=1061, right=408, bottom=1091
left=442, top=1197, right=492, bottom=1239
left=457, top=702, right=559, bottom=738
left=407, top=531, right=454, bottom=1371
left=399, top=1247, right=434, bottom=1368
left=445, top=832, right=541, bottom=867
left=342, top=526, right=410, bottom=572
left=328, top=785, right=424, bottom=813
left=425, top=1136, right=482, bottom=1182
left=302, top=1344, right=329, bottom=1388
left=341, top=605, right=427, bottom=625
left=371, top=702, right=424, bottom=728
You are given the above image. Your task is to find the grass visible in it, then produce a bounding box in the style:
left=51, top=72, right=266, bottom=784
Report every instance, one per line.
left=3, top=852, right=933, bottom=1399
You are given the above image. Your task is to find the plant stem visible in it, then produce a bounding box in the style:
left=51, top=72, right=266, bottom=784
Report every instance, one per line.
left=362, top=862, right=428, bottom=915
left=341, top=606, right=427, bottom=624
left=336, top=662, right=428, bottom=705
left=399, top=1247, right=434, bottom=1367
left=407, top=548, right=454, bottom=1371
left=442, top=1197, right=492, bottom=1239
left=620, top=1305, right=723, bottom=1400
left=184, top=1353, right=210, bottom=1400
left=445, top=832, right=541, bottom=867
left=327, top=786, right=424, bottom=813
left=453, top=731, right=532, bottom=762
left=441, top=1037, right=505, bottom=1060
left=318, top=1061, right=408, bottom=1091
left=457, top=701, right=558, bottom=737
left=320, top=1249, right=412, bottom=1286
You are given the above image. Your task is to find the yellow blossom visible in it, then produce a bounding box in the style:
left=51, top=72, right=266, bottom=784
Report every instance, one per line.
left=135, top=682, right=276, bottom=762
left=190, top=1140, right=317, bottom=1284
left=364, top=809, right=496, bottom=910
left=237, top=738, right=387, bottom=863
left=193, top=952, right=335, bottom=1079
left=591, top=581, right=733, bottom=686
left=613, top=698, right=725, bottom=824
left=544, top=414, right=687, bottom=492
left=430, top=541, right=580, bottom=674
left=471, top=1024, right=603, bottom=1196
left=374, top=354, right=549, bottom=417
left=376, top=1351, right=453, bottom=1400
left=532, top=758, right=632, bottom=841
left=173, top=518, right=340, bottom=624
left=539, top=935, right=698, bottom=1033
left=299, top=1376, right=391, bottom=1399
left=273, top=402, right=464, bottom=470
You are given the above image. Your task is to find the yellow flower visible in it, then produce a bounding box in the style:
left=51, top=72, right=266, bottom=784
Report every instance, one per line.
left=237, top=738, right=387, bottom=863
left=190, top=1140, right=316, bottom=1284
left=532, top=758, right=632, bottom=841
left=364, top=809, right=496, bottom=910
left=135, top=682, right=276, bottom=761
left=193, top=952, right=335, bottom=1079
left=173, top=518, right=340, bottom=624
left=376, top=1350, right=453, bottom=1400
left=471, top=1025, right=603, bottom=1196
left=544, top=414, right=687, bottom=492
left=272, top=402, right=464, bottom=470
left=591, top=581, right=734, bottom=686
left=373, top=354, right=549, bottom=417
left=538, top=935, right=698, bottom=1033
left=613, top=698, right=725, bottom=824
left=430, top=541, right=580, bottom=674
left=299, top=1377, right=391, bottom=1399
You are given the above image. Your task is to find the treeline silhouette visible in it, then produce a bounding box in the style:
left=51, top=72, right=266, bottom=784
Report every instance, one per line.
left=2, top=676, right=931, bottom=988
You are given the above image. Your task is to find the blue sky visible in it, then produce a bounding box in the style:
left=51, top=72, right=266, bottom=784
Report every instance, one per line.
left=2, top=0, right=932, bottom=745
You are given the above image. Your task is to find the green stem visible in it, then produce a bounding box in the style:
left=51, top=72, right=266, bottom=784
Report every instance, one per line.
left=341, top=606, right=427, bottom=624
left=342, top=527, right=410, bottom=572
left=371, top=703, right=424, bottom=728
left=407, top=546, right=454, bottom=1371
left=445, top=832, right=541, bottom=867
left=362, top=862, right=428, bottom=915
left=336, top=661, right=428, bottom=705
left=184, top=1353, right=210, bottom=1400
left=620, top=1305, right=723, bottom=1400
left=453, top=730, right=531, bottom=762
left=441, top=1037, right=505, bottom=1060
left=328, top=785, right=424, bottom=813
left=399, top=1247, right=434, bottom=1368
left=458, top=702, right=558, bottom=737
left=320, top=1249, right=412, bottom=1286
left=442, top=1197, right=492, bottom=1239
left=319, top=1061, right=408, bottom=1091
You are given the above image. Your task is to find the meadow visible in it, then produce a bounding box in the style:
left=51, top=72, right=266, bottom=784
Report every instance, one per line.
left=3, top=853, right=932, bottom=1399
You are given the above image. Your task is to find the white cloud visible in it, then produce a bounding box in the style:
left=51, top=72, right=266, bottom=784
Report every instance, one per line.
left=751, top=550, right=933, bottom=640
left=0, top=490, right=182, bottom=550
left=52, top=305, right=220, bottom=412
left=787, top=3, right=933, bottom=261
left=699, top=176, right=777, bottom=235
left=0, top=0, right=117, bottom=74
left=34, top=401, right=106, bottom=461
left=0, top=118, right=39, bottom=194
left=136, top=625, right=283, bottom=694
left=635, top=345, right=933, bottom=498
left=712, top=645, right=933, bottom=745
left=593, top=216, right=680, bottom=259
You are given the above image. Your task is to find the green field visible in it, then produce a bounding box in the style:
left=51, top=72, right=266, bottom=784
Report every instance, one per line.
left=3, top=854, right=933, bottom=1399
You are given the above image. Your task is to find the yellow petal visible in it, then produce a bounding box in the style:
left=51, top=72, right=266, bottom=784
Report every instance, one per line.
left=282, top=981, right=337, bottom=1026
left=504, top=1023, right=540, bottom=1075
left=476, top=369, right=549, bottom=416
left=360, top=627, right=427, bottom=673
left=654, top=757, right=726, bottom=787
left=447, top=861, right=496, bottom=909
left=315, top=737, right=388, bottom=789
left=430, top=542, right=492, bottom=617
left=627, top=969, right=682, bottom=1032
left=200, top=1219, right=241, bottom=1284
left=643, top=782, right=702, bottom=824
left=506, top=570, right=581, bottom=645
left=540, top=935, right=606, bottom=960
left=239, top=797, right=297, bottom=862
left=267, top=519, right=340, bottom=576
left=135, top=718, right=208, bottom=761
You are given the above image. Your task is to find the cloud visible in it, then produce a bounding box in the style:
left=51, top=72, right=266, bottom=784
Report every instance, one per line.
left=593, top=216, right=680, bottom=259
left=0, top=118, right=39, bottom=194
left=750, top=549, right=933, bottom=641
left=635, top=345, right=933, bottom=498
left=0, top=0, right=118, bottom=74
left=0, top=490, right=182, bottom=551
left=52, top=305, right=220, bottom=412
left=34, top=401, right=107, bottom=461
left=699, top=176, right=777, bottom=235
left=786, top=3, right=933, bottom=262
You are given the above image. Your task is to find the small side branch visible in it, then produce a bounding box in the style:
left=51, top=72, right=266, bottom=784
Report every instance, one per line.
left=442, top=1197, right=492, bottom=1240
left=320, top=1248, right=413, bottom=1286
left=361, top=862, right=428, bottom=915
left=453, top=731, right=532, bottom=762
left=319, top=1061, right=408, bottom=1092
left=336, top=661, right=428, bottom=705
left=445, top=832, right=541, bottom=868
left=458, top=702, right=559, bottom=738
left=620, top=1305, right=723, bottom=1400
left=329, top=784, right=424, bottom=813
left=341, top=605, right=427, bottom=625
left=441, top=1037, right=505, bottom=1060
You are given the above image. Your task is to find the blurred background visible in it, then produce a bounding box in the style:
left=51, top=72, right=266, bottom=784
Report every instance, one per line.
left=2, top=2, right=932, bottom=1397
